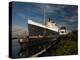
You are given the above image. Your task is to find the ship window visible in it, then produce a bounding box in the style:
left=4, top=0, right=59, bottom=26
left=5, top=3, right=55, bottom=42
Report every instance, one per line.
left=61, top=31, right=64, bottom=33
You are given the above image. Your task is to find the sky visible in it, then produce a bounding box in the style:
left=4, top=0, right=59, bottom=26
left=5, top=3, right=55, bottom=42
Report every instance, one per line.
left=12, top=1, right=78, bottom=33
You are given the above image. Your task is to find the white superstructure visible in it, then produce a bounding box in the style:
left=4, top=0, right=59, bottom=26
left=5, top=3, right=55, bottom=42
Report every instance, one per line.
left=28, top=19, right=67, bottom=35
left=28, top=19, right=59, bottom=32
left=59, top=27, right=67, bottom=35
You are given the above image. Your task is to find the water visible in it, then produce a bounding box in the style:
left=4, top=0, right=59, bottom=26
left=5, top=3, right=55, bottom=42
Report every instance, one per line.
left=12, top=39, right=56, bottom=58
left=12, top=39, right=21, bottom=58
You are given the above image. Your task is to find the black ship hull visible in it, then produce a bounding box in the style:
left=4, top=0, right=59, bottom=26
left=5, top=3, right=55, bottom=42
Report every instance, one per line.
left=28, top=24, right=59, bottom=38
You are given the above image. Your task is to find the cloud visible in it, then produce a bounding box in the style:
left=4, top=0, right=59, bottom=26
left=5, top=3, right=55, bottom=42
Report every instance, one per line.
left=31, top=3, right=65, bottom=16
left=17, top=12, right=43, bottom=24
left=12, top=25, right=28, bottom=36
left=58, top=22, right=67, bottom=28
left=12, top=2, right=78, bottom=32
left=68, top=15, right=78, bottom=23
left=18, top=13, right=28, bottom=20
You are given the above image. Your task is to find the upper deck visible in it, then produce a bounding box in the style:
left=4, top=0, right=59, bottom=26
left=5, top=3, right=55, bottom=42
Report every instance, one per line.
left=28, top=19, right=59, bottom=32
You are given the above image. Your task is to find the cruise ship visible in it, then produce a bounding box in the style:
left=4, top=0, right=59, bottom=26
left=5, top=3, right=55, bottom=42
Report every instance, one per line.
left=28, top=18, right=67, bottom=37
left=18, top=18, right=67, bottom=46
left=28, top=18, right=59, bottom=40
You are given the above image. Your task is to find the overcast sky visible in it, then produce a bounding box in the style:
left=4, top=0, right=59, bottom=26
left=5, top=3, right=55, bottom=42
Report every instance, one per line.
left=12, top=1, right=78, bottom=32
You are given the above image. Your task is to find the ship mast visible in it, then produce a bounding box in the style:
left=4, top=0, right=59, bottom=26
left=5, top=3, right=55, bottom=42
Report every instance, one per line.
left=43, top=7, right=46, bottom=36
left=43, top=8, right=45, bottom=25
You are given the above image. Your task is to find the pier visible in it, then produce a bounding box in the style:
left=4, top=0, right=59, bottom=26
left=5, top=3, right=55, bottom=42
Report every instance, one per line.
left=12, top=35, right=58, bottom=57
